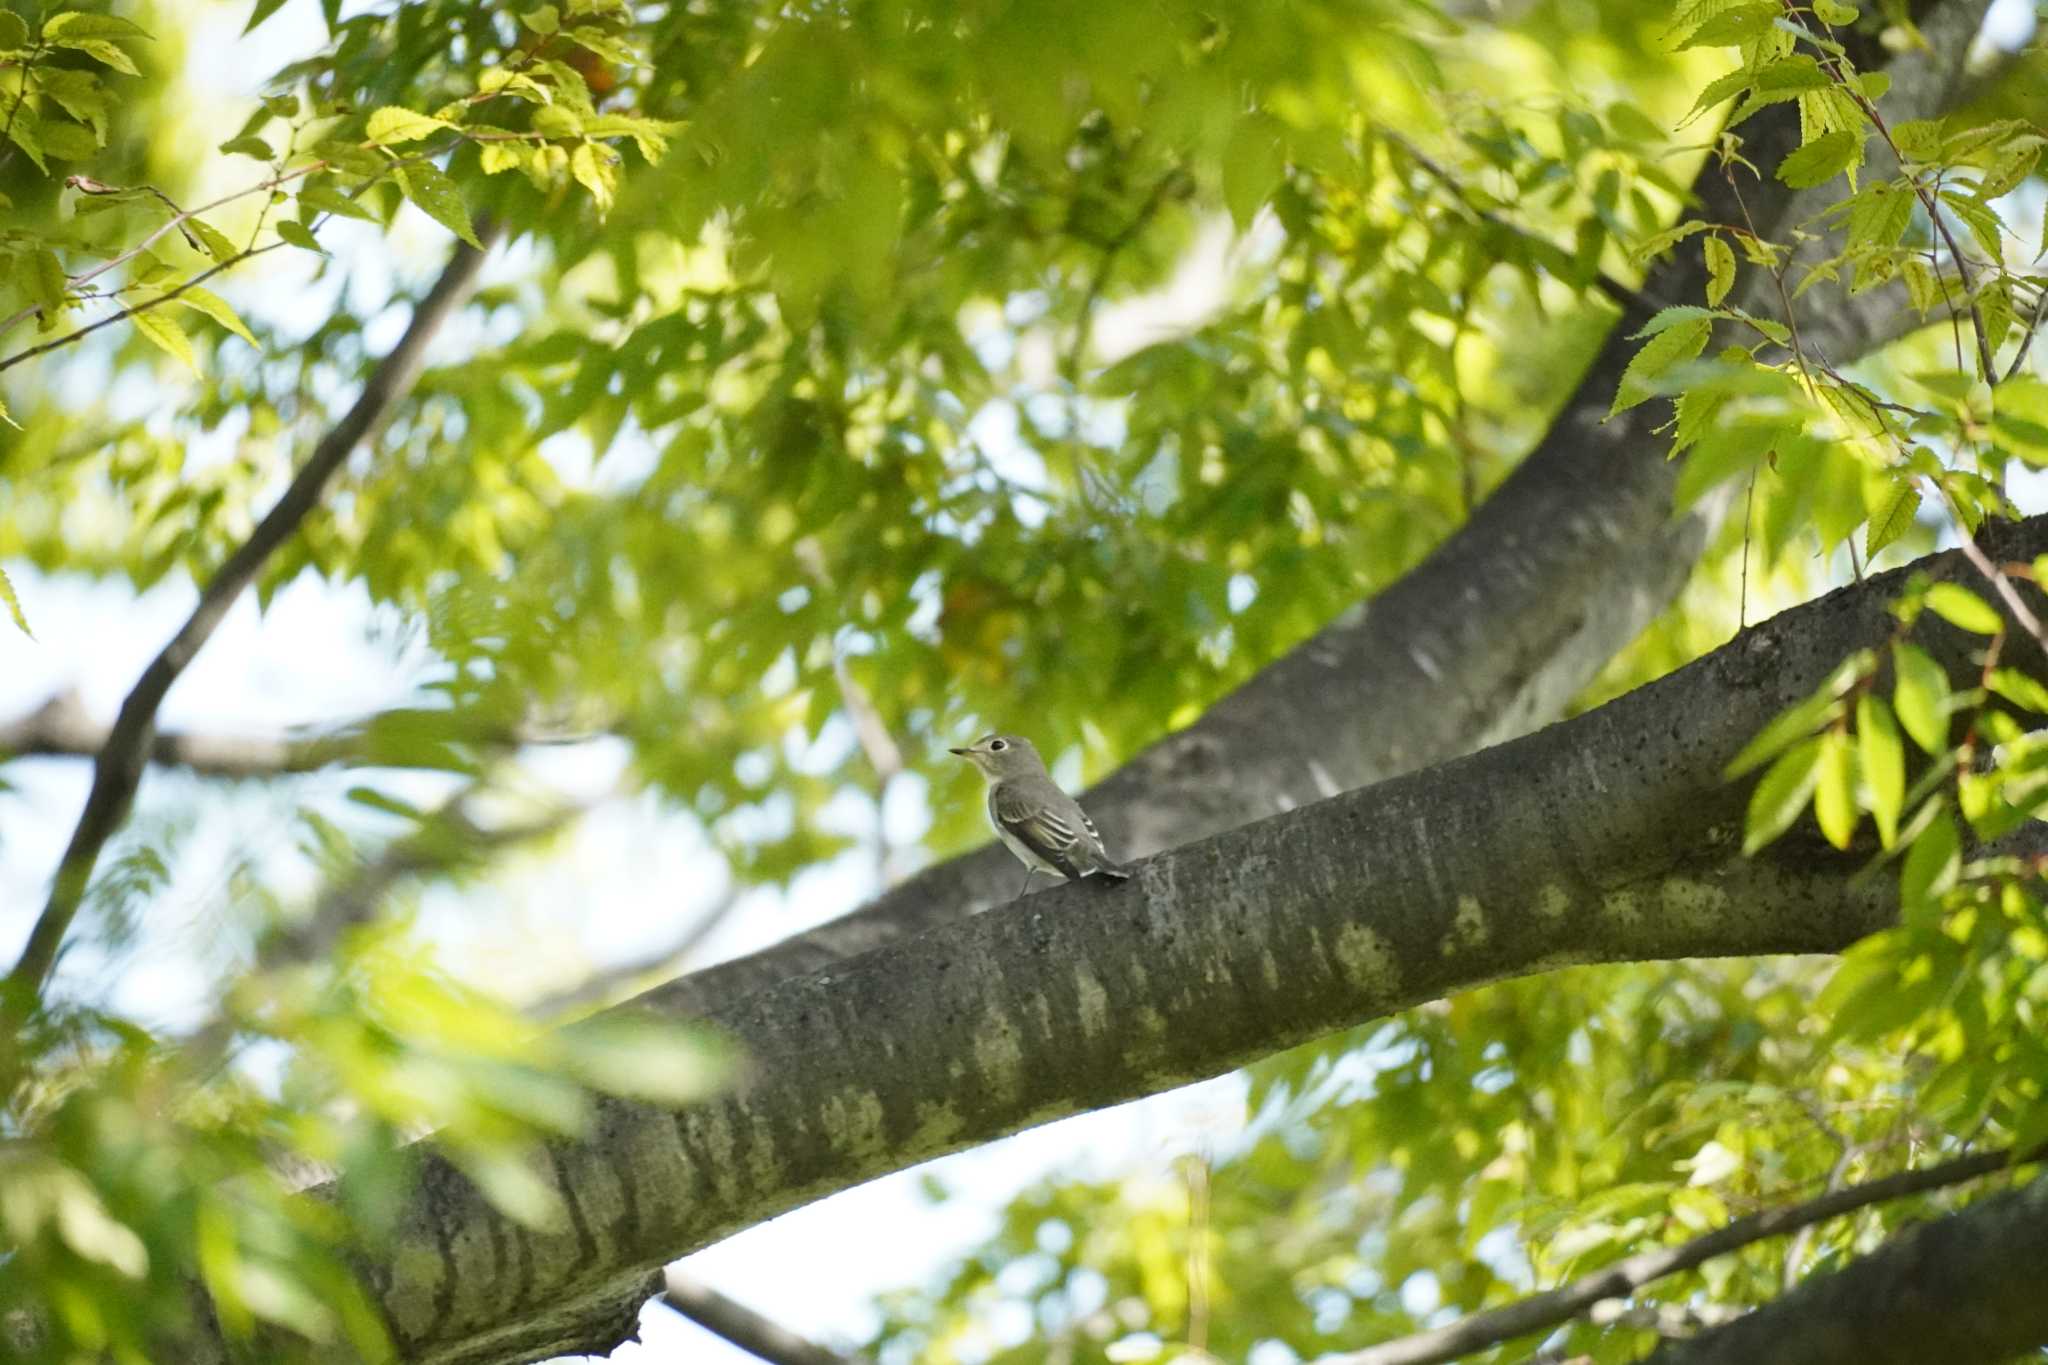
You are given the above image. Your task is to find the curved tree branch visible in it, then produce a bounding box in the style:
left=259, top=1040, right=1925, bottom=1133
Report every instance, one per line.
left=629, top=0, right=1992, bottom=1024
left=3, top=224, right=501, bottom=1002
left=1323, top=1143, right=2048, bottom=1365
left=662, top=1270, right=865, bottom=1365
left=204, top=513, right=2048, bottom=1365
left=1645, top=1170, right=2048, bottom=1365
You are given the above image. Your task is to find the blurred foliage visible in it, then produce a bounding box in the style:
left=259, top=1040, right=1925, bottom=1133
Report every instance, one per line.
left=0, top=0, right=2045, bottom=1358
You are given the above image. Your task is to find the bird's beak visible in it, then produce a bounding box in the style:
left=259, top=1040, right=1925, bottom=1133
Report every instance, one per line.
left=948, top=747, right=970, bottom=756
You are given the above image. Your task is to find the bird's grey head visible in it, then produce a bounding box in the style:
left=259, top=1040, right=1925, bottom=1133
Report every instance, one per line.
left=948, top=733, right=1045, bottom=780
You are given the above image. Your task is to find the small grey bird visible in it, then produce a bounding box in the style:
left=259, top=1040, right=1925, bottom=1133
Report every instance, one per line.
left=950, top=733, right=1131, bottom=898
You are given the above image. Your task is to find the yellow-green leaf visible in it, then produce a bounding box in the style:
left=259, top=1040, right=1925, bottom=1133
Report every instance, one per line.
left=1744, top=736, right=1824, bottom=855
left=1899, top=806, right=1960, bottom=918
left=1703, top=235, right=1735, bottom=307
left=1865, top=477, right=1920, bottom=559
left=1813, top=729, right=1858, bottom=850
left=1776, top=130, right=1862, bottom=190
left=0, top=564, right=31, bottom=637
left=1892, top=642, right=1950, bottom=755
left=297, top=184, right=377, bottom=221
left=569, top=141, right=616, bottom=213
left=1924, top=582, right=2003, bottom=635
left=187, top=217, right=239, bottom=265
left=276, top=220, right=325, bottom=253
left=394, top=164, right=481, bottom=247
left=1856, top=693, right=1904, bottom=848
left=173, top=286, right=257, bottom=348
left=1609, top=317, right=1711, bottom=417
left=366, top=106, right=454, bottom=145
left=130, top=307, right=198, bottom=375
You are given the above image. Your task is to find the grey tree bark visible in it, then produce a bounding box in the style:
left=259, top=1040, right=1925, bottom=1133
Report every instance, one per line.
left=631, top=0, right=1993, bottom=1021
left=235, top=515, right=2047, bottom=1365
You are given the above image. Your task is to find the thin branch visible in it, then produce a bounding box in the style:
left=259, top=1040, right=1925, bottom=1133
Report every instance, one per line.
left=1319, top=1142, right=2045, bottom=1365
left=1065, top=165, right=1187, bottom=382
left=661, top=1269, right=868, bottom=1365
left=526, top=885, right=746, bottom=1018
left=3, top=222, right=502, bottom=1004
left=1385, top=131, right=1664, bottom=316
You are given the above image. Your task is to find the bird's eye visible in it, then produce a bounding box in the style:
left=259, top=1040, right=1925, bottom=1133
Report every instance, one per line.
left=989, top=739, right=1008, bottom=751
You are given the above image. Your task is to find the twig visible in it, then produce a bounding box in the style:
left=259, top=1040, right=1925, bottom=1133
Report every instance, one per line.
left=527, top=886, right=746, bottom=1018
left=1316, top=1141, right=2046, bottom=1365
left=3, top=223, right=501, bottom=1003
left=662, top=1269, right=868, bottom=1365
left=1065, top=165, right=1186, bottom=382
left=1386, top=131, right=1662, bottom=316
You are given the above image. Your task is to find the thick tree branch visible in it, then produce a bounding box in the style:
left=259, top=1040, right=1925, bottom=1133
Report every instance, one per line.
left=661, top=1270, right=865, bottom=1365
left=1325, top=1144, right=2047, bottom=1365
left=630, top=0, right=1992, bottom=1024
left=1645, top=1170, right=2048, bottom=1365
left=226, top=514, right=2048, bottom=1365
left=3, top=226, right=500, bottom=1002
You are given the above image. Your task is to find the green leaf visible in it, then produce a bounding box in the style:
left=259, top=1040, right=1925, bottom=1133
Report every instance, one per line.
left=555, top=1016, right=735, bottom=1105
left=1814, top=730, right=1858, bottom=850
left=1814, top=0, right=1859, bottom=24
left=55, top=39, right=141, bottom=76
left=569, top=141, right=616, bottom=212
left=42, top=12, right=151, bottom=41
left=297, top=185, right=378, bottom=221
left=1744, top=736, right=1824, bottom=855
left=0, top=11, right=28, bottom=49
left=276, top=220, right=325, bottom=253
left=173, top=286, right=258, bottom=348
left=1899, top=806, right=1960, bottom=917
left=1865, top=477, right=1920, bottom=559
left=1938, top=191, right=2007, bottom=261
left=243, top=0, right=292, bottom=34
left=1924, top=582, right=2003, bottom=635
left=1857, top=694, right=1904, bottom=848
left=1776, top=130, right=1862, bottom=190
left=1676, top=2, right=1778, bottom=48
left=1223, top=116, right=1286, bottom=233
left=130, top=307, right=198, bottom=375
left=218, top=135, right=276, bottom=160
left=1988, top=668, right=2048, bottom=714
left=1892, top=642, right=1951, bottom=754
left=0, top=564, right=32, bottom=637
left=1609, top=317, right=1711, bottom=416
left=395, top=164, right=482, bottom=247
left=1703, top=236, right=1735, bottom=308
left=367, top=107, right=455, bottom=145
left=188, top=218, right=240, bottom=265
left=521, top=5, right=561, bottom=34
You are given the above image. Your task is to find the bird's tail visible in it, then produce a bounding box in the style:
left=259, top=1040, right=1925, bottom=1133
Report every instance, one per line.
left=1090, top=857, right=1132, bottom=881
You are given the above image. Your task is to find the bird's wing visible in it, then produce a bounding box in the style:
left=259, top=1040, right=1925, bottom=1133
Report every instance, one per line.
left=990, top=784, right=1096, bottom=879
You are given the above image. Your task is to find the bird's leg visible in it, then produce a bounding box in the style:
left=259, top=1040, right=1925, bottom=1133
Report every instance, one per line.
left=1016, top=867, right=1035, bottom=900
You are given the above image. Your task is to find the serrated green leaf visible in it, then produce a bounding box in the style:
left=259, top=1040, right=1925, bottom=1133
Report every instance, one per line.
left=1893, top=642, right=1951, bottom=754
left=1857, top=693, right=1903, bottom=848
left=395, top=164, right=481, bottom=247
left=1727, top=686, right=1839, bottom=779
left=1865, top=478, right=1920, bottom=559
left=184, top=218, right=239, bottom=266
left=1900, top=257, right=1939, bottom=315
left=1610, top=317, right=1711, bottom=416
left=1703, top=236, right=1735, bottom=307
left=1814, top=729, right=1858, bottom=850
left=367, top=107, right=454, bottom=145
left=569, top=141, right=616, bottom=212
left=42, top=12, right=150, bottom=41
left=1744, top=736, right=1824, bottom=854
left=1676, top=3, right=1778, bottom=48
left=55, top=38, right=140, bottom=76
left=130, top=307, right=198, bottom=375
left=1924, top=582, right=2003, bottom=635
left=0, top=564, right=31, bottom=637
left=1938, top=191, right=2006, bottom=261
left=1777, top=130, right=1862, bottom=189
left=173, top=286, right=257, bottom=348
